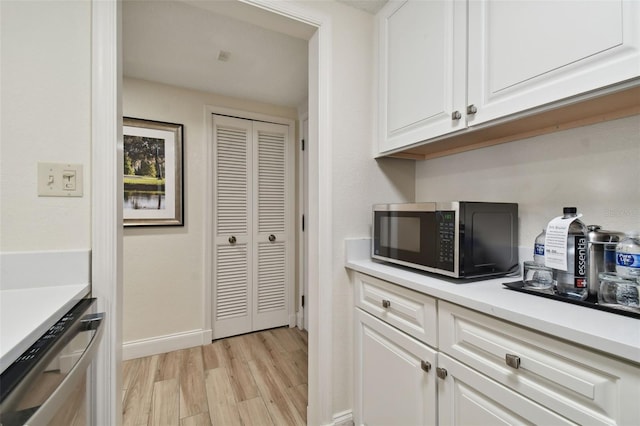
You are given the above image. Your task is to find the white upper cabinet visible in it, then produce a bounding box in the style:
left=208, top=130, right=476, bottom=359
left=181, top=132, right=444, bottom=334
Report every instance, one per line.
left=467, top=0, right=640, bottom=126
left=378, top=0, right=466, bottom=153
left=377, top=0, right=640, bottom=155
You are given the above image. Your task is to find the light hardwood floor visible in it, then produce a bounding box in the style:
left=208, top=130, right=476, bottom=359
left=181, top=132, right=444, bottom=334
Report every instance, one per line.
left=122, top=327, right=308, bottom=426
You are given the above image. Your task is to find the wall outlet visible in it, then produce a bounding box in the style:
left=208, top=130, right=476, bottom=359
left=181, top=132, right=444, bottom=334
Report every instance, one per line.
left=38, top=162, right=84, bottom=197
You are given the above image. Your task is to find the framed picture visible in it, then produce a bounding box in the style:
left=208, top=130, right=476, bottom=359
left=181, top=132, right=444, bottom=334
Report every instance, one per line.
left=123, top=117, right=184, bottom=226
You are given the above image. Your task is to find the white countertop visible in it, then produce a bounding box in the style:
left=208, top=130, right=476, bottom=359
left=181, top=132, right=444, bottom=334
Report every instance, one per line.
left=0, top=284, right=90, bottom=373
left=345, top=238, right=640, bottom=365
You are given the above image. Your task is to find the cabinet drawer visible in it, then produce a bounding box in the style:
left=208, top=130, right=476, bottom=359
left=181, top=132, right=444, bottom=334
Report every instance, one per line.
left=439, top=301, right=640, bottom=425
left=437, top=353, right=574, bottom=426
left=355, top=273, right=437, bottom=346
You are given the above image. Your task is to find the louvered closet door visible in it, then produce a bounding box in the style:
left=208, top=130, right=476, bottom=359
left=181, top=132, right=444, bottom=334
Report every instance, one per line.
left=212, top=115, right=293, bottom=340
left=212, top=115, right=253, bottom=339
left=252, top=121, right=291, bottom=331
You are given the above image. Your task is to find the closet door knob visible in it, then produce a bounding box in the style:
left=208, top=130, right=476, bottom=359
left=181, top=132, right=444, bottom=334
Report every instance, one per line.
left=268, top=234, right=276, bottom=242
left=228, top=236, right=237, bottom=244
left=451, top=110, right=462, bottom=120
left=467, top=104, right=478, bottom=115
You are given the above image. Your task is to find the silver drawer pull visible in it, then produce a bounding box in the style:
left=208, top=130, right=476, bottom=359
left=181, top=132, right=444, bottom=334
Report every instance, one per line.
left=381, top=299, right=391, bottom=309
left=421, top=360, right=431, bottom=373
left=505, top=354, right=521, bottom=369
left=436, top=367, right=448, bottom=379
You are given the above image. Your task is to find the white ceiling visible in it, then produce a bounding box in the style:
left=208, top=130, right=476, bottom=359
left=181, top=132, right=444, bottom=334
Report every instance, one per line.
left=123, top=0, right=386, bottom=109
left=123, top=0, right=312, bottom=108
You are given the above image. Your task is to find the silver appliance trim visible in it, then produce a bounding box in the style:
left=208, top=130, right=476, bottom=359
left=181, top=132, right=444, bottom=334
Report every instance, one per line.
left=372, top=202, right=462, bottom=277
left=27, top=313, right=104, bottom=426
left=0, top=300, right=105, bottom=426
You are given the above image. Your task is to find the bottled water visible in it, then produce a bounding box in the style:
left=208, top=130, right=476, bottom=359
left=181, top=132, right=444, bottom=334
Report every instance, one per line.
left=534, top=229, right=546, bottom=265
left=616, top=232, right=640, bottom=280
left=556, top=207, right=588, bottom=300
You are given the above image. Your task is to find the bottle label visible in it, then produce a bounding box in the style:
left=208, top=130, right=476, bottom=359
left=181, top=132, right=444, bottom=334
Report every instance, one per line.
left=534, top=243, right=545, bottom=256
left=544, top=214, right=582, bottom=271
left=617, top=253, right=640, bottom=268
left=574, top=235, right=587, bottom=288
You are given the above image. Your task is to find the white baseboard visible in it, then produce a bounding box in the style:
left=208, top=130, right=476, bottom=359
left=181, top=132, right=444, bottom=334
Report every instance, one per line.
left=331, top=410, right=354, bottom=426
left=122, top=329, right=211, bottom=360
left=296, top=309, right=304, bottom=329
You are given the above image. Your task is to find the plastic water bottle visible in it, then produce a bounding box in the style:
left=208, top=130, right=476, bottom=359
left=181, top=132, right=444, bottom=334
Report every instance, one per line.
left=556, top=207, right=588, bottom=300
left=616, top=232, right=640, bottom=280
left=534, top=229, right=546, bottom=265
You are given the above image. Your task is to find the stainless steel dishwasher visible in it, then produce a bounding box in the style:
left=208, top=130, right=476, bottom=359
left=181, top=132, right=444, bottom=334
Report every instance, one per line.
left=0, top=298, right=104, bottom=426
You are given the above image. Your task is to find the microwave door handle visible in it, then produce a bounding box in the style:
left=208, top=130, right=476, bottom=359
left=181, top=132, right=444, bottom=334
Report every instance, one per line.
left=25, top=312, right=105, bottom=426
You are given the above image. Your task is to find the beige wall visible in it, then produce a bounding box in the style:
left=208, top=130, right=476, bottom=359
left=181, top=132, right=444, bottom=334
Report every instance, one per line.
left=122, top=77, right=297, bottom=342
left=416, top=115, right=640, bottom=255
left=0, top=0, right=91, bottom=252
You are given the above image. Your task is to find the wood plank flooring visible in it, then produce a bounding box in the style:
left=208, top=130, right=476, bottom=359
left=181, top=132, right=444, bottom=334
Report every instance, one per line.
left=122, top=327, right=308, bottom=426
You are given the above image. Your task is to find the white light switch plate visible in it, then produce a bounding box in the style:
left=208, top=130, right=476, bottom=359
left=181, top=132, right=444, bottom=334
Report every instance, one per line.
left=38, top=162, right=84, bottom=197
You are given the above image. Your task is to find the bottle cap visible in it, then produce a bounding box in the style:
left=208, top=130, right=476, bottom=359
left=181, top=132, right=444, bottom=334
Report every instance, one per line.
left=563, top=207, right=577, bottom=214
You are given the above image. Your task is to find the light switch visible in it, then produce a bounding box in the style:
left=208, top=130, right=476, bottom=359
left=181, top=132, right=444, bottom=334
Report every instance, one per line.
left=38, top=163, right=83, bottom=197
left=63, top=170, right=76, bottom=191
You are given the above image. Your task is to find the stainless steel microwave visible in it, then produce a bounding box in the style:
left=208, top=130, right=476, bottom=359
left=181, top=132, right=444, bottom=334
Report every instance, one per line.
left=372, top=202, right=519, bottom=278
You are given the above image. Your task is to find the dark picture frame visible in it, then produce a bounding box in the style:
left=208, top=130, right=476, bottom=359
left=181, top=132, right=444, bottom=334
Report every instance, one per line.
left=123, top=117, right=184, bottom=226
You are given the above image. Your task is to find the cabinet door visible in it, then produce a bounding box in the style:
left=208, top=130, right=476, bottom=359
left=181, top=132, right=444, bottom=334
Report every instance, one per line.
left=377, top=0, right=466, bottom=153
left=252, top=121, right=293, bottom=331
left=355, top=309, right=437, bottom=426
left=468, top=0, right=640, bottom=126
left=212, top=115, right=253, bottom=339
left=437, top=353, right=575, bottom=425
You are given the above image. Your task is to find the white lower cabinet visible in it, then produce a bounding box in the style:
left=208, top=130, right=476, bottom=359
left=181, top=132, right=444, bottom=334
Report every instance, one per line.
left=438, top=301, right=640, bottom=425
left=437, top=353, right=574, bottom=425
left=354, top=273, right=640, bottom=425
left=355, top=309, right=437, bottom=426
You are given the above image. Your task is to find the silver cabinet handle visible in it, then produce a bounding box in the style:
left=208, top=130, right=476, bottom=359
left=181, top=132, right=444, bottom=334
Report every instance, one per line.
left=268, top=234, right=276, bottom=242
left=451, top=110, right=462, bottom=120
left=228, top=236, right=236, bottom=244
left=467, top=104, right=478, bottom=115
left=505, top=354, right=521, bottom=369
left=421, top=360, right=431, bottom=373
left=381, top=299, right=391, bottom=309
left=436, top=367, right=448, bottom=379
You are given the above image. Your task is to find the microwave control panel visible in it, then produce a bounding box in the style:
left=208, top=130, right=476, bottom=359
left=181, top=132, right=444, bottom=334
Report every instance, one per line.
left=437, top=211, right=455, bottom=271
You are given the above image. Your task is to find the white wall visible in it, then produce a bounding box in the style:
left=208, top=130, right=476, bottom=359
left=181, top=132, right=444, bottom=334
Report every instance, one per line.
left=0, top=0, right=91, bottom=252
left=122, top=77, right=297, bottom=343
left=297, top=1, right=417, bottom=416
left=416, top=115, right=640, bottom=257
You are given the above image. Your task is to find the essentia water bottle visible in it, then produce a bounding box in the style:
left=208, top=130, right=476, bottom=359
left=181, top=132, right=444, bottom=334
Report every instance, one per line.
left=534, top=229, right=546, bottom=265
left=556, top=207, right=588, bottom=300
left=616, top=232, right=640, bottom=280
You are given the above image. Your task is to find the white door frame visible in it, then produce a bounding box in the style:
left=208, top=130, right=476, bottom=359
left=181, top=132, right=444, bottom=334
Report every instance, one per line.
left=297, top=112, right=309, bottom=331
left=91, top=1, right=122, bottom=425
left=236, top=4, right=334, bottom=424
left=93, top=1, right=334, bottom=424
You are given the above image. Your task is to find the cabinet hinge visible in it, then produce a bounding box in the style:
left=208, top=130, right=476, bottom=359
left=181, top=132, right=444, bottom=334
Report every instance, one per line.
left=301, top=295, right=305, bottom=307
left=301, top=139, right=305, bottom=151
left=302, top=214, right=305, bottom=232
